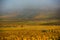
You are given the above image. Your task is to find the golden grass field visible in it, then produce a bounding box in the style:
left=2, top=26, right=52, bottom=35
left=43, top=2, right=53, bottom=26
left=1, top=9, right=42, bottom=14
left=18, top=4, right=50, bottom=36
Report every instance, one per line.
left=0, top=25, right=60, bottom=40
left=0, top=25, right=60, bottom=30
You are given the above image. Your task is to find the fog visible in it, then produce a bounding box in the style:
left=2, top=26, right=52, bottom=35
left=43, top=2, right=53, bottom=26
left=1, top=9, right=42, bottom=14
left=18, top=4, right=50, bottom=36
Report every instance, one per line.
left=0, top=0, right=60, bottom=20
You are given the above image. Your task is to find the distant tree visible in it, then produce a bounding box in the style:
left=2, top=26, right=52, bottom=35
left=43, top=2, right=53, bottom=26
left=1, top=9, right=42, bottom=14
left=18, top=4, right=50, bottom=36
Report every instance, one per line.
left=21, top=24, right=24, bottom=27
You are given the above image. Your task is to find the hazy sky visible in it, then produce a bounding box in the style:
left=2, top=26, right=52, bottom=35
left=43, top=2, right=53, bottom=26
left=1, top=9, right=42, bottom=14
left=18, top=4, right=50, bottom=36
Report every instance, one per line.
left=0, top=0, right=59, bottom=20
left=2, top=0, right=58, bottom=12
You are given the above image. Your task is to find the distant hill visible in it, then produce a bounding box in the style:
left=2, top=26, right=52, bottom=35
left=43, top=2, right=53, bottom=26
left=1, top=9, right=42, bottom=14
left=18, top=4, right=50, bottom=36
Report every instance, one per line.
left=0, top=8, right=60, bottom=22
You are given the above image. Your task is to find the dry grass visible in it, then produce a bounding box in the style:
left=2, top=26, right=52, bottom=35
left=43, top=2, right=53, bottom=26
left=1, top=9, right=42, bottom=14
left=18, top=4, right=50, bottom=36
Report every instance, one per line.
left=0, top=23, right=60, bottom=40
left=0, top=25, right=60, bottom=30
left=0, top=28, right=60, bottom=40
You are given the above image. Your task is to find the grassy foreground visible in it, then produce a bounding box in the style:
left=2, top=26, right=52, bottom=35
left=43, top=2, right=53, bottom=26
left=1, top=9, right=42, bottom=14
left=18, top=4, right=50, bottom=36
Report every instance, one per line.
left=0, top=25, right=60, bottom=40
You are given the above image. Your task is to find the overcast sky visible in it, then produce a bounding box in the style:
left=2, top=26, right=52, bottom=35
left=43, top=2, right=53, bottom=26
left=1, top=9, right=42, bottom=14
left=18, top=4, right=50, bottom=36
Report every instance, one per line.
left=1, top=0, right=58, bottom=12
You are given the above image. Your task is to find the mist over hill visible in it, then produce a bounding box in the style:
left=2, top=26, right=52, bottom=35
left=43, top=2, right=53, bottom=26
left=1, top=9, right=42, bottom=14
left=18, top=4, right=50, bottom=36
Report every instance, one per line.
left=0, top=0, right=60, bottom=22
left=0, top=9, right=59, bottom=21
